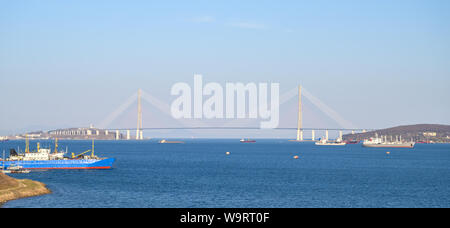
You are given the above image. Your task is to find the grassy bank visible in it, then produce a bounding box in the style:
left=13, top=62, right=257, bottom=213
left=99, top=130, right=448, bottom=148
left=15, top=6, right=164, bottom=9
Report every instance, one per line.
left=0, top=173, right=51, bottom=206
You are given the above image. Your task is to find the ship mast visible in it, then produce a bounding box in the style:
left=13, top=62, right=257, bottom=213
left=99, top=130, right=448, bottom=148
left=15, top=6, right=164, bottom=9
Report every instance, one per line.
left=25, top=134, right=30, bottom=153
left=54, top=138, right=58, bottom=154
left=92, top=139, right=95, bottom=157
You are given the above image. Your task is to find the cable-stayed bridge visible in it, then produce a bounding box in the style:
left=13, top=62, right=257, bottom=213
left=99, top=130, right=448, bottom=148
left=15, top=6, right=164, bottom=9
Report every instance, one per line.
left=97, top=87, right=376, bottom=140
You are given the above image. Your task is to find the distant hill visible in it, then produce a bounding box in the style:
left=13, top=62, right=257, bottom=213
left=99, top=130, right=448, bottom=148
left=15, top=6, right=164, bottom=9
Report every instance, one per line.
left=343, top=124, right=450, bottom=143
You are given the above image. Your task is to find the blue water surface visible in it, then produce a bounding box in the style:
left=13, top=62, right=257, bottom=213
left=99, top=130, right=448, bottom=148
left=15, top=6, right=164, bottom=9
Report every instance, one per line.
left=1, top=139, right=449, bottom=208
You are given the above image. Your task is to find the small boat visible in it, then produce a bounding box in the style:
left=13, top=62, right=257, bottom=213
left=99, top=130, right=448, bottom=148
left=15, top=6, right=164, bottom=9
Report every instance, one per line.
left=362, top=137, right=415, bottom=148
left=9, top=169, right=31, bottom=174
left=5, top=164, right=31, bottom=174
left=240, top=139, right=256, bottom=143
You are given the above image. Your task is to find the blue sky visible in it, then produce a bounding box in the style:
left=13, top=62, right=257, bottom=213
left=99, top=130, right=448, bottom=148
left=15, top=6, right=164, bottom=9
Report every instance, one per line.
left=0, top=0, right=449, bottom=136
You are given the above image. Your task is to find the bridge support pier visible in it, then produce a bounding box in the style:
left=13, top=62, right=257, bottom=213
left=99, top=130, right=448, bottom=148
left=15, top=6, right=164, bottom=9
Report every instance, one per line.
left=140, top=130, right=143, bottom=140
left=339, top=131, right=343, bottom=140
left=311, top=130, right=315, bottom=141
left=325, top=130, right=329, bottom=141
left=116, top=130, right=120, bottom=140
left=126, top=130, right=130, bottom=140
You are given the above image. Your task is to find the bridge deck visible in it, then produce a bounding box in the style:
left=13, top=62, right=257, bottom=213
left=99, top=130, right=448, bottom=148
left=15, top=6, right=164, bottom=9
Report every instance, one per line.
left=105, top=127, right=376, bottom=131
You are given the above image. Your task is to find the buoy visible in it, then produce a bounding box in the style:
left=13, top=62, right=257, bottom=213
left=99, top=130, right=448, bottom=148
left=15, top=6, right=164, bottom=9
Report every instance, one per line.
left=226, top=152, right=230, bottom=155
left=293, top=155, right=299, bottom=159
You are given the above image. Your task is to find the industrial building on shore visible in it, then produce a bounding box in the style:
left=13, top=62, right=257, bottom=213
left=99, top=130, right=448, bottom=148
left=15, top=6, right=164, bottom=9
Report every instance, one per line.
left=48, top=127, right=123, bottom=140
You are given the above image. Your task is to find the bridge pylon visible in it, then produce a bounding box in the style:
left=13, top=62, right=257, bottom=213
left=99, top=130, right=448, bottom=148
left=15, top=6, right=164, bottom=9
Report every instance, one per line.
left=136, top=89, right=143, bottom=140
left=296, top=86, right=303, bottom=141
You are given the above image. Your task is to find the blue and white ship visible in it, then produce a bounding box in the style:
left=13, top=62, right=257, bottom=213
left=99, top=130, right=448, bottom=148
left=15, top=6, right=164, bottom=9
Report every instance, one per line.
left=0, top=138, right=115, bottom=170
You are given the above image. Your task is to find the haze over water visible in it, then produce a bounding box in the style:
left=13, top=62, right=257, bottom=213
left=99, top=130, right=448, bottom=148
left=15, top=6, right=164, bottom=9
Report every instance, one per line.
left=2, top=140, right=449, bottom=208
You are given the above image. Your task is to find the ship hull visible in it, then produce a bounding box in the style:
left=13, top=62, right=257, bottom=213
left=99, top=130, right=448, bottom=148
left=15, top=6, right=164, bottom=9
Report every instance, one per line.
left=315, top=143, right=346, bottom=146
left=0, top=158, right=115, bottom=170
left=362, top=143, right=415, bottom=148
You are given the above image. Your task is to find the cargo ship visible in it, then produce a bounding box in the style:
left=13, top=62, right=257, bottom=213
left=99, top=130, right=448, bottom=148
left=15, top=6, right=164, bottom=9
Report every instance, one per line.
left=0, top=138, right=115, bottom=170
left=240, top=138, right=256, bottom=143
left=315, top=138, right=346, bottom=146
left=362, top=137, right=415, bottom=148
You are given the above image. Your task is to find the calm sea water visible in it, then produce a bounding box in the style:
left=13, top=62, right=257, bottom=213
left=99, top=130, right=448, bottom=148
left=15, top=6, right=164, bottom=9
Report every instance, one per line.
left=1, top=139, right=449, bottom=208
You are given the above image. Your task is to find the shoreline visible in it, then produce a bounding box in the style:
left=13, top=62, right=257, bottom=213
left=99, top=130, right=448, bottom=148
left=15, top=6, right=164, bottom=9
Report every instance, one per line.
left=0, top=173, right=51, bottom=207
